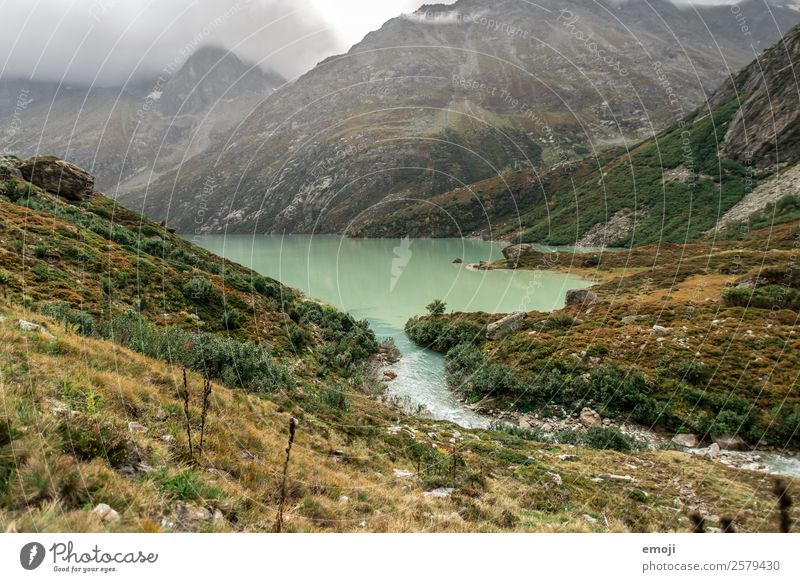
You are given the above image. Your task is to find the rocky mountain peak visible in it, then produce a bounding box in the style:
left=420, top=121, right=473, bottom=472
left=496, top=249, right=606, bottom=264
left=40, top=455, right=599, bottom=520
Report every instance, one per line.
left=160, top=45, right=285, bottom=114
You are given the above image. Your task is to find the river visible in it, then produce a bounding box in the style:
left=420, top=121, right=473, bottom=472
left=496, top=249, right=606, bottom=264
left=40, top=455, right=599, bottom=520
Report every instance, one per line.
left=193, top=235, right=592, bottom=428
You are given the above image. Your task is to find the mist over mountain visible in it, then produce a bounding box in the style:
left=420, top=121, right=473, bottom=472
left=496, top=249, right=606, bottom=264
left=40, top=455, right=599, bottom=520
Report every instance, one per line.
left=0, top=46, right=284, bottom=192
left=119, top=0, right=800, bottom=235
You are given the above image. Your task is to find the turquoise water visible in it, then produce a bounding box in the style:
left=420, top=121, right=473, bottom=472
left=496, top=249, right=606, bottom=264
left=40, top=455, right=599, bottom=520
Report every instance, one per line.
left=193, top=235, right=592, bottom=428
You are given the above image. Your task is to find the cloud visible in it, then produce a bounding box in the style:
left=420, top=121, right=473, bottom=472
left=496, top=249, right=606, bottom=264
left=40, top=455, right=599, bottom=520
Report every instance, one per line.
left=0, top=0, right=341, bottom=86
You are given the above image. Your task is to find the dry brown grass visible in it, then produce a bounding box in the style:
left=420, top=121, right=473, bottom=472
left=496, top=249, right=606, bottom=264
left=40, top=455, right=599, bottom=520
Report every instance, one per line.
left=1, top=303, right=797, bottom=532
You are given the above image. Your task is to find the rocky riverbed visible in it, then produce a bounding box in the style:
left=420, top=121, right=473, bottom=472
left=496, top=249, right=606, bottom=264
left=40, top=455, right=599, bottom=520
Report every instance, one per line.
left=469, top=403, right=800, bottom=478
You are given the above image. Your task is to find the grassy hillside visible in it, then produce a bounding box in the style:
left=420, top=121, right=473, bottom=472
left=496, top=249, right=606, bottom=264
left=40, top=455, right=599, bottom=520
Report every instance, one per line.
left=1, top=304, right=796, bottom=533
left=1, top=155, right=795, bottom=532
left=406, top=220, right=800, bottom=449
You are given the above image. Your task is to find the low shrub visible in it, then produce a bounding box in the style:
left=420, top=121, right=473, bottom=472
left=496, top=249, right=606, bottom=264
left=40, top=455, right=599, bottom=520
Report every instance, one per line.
left=182, top=276, right=213, bottom=303
left=722, top=285, right=800, bottom=310
left=319, top=387, right=349, bottom=411
left=220, top=308, right=243, bottom=330
left=59, top=417, right=130, bottom=467
left=156, top=469, right=220, bottom=501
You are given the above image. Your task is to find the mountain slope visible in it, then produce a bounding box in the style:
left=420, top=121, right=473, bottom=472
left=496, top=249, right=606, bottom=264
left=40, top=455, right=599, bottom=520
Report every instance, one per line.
left=121, top=0, right=800, bottom=235
left=363, top=20, right=800, bottom=245
left=0, top=46, right=284, bottom=194
left=3, top=156, right=794, bottom=532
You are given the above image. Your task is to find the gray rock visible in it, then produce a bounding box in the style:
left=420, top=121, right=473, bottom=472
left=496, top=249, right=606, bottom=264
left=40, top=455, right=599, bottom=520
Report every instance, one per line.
left=127, top=421, right=147, bottom=433
left=486, top=311, right=526, bottom=340
left=452, top=257, right=463, bottom=264
left=546, top=471, right=563, bottom=486
left=565, top=288, right=598, bottom=306
left=92, top=503, right=120, bottom=524
left=621, top=315, right=646, bottom=324
left=671, top=433, right=700, bottom=448
left=596, top=474, right=635, bottom=483
left=501, top=243, right=533, bottom=261
left=423, top=487, right=454, bottom=499
left=393, top=468, right=414, bottom=479
left=579, top=408, right=602, bottom=428
left=174, top=502, right=212, bottom=523
left=652, top=324, right=672, bottom=334
left=18, top=156, right=94, bottom=201
left=15, top=319, right=50, bottom=335
left=713, top=434, right=748, bottom=451
left=705, top=443, right=721, bottom=459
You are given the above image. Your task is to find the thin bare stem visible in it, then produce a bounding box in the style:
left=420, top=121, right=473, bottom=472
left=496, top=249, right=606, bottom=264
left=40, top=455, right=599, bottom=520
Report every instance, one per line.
left=274, top=417, right=298, bottom=533
left=199, top=376, right=212, bottom=454
left=181, top=367, right=193, bottom=460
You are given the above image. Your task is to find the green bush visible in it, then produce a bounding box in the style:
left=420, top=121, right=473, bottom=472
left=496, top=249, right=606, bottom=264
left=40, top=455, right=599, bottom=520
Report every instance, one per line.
left=290, top=301, right=377, bottom=370
left=157, top=470, right=220, bottom=501
left=405, top=317, right=484, bottom=353
left=103, top=312, right=287, bottom=392
left=59, top=417, right=130, bottom=467
left=39, top=302, right=95, bottom=335
left=722, top=285, right=800, bottom=310
left=182, top=275, right=213, bottom=303
left=668, top=358, right=711, bottom=385
left=253, top=275, right=281, bottom=300
left=579, top=427, right=642, bottom=452
left=220, top=308, right=243, bottom=330
left=320, top=387, right=349, bottom=411
left=426, top=299, right=447, bottom=316
left=768, top=405, right=800, bottom=447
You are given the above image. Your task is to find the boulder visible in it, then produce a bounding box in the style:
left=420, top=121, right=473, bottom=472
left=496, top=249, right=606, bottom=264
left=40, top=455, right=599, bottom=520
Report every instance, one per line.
left=501, top=243, right=533, bottom=261
left=705, top=443, right=721, bottom=459
left=18, top=156, right=94, bottom=201
left=565, top=288, right=598, bottom=306
left=579, top=408, right=602, bottom=428
left=15, top=319, right=51, bottom=336
left=452, top=257, right=463, bottom=264
left=92, top=503, right=120, bottom=524
left=423, top=487, right=454, bottom=499
left=486, top=311, right=526, bottom=340
left=0, top=157, right=23, bottom=179
left=596, top=474, right=635, bottom=483
left=671, top=433, right=700, bottom=448
left=393, top=468, right=414, bottom=479
left=652, top=324, right=672, bottom=334
left=127, top=421, right=147, bottom=433
left=713, top=434, right=748, bottom=451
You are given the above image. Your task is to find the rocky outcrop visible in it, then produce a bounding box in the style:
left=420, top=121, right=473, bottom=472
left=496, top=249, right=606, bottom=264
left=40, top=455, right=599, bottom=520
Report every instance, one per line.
left=579, top=408, right=602, bottom=428
left=707, top=22, right=800, bottom=165
left=486, top=311, right=526, bottom=340
left=502, top=243, right=533, bottom=262
left=565, top=289, right=597, bottom=307
left=18, top=156, right=94, bottom=201
left=671, top=433, right=700, bottom=448
left=712, top=162, right=800, bottom=231
left=713, top=434, right=748, bottom=451
left=576, top=208, right=645, bottom=248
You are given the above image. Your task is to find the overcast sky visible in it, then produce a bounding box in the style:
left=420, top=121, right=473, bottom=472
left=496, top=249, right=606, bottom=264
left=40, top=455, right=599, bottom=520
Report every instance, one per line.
left=0, top=0, right=755, bottom=86
left=0, top=0, right=458, bottom=86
